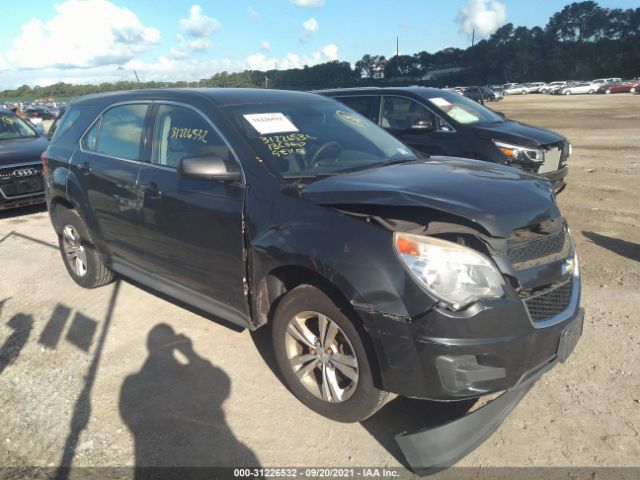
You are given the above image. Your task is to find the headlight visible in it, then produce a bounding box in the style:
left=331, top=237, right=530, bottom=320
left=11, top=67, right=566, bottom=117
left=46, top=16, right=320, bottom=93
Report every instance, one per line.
left=493, top=140, right=545, bottom=163
left=393, top=232, right=505, bottom=310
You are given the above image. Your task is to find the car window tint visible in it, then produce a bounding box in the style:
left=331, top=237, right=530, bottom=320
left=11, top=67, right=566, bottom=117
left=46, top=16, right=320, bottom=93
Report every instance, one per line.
left=380, top=97, right=435, bottom=131
left=336, top=96, right=374, bottom=119
left=49, top=108, right=81, bottom=142
left=153, top=104, right=230, bottom=169
left=95, top=104, right=148, bottom=161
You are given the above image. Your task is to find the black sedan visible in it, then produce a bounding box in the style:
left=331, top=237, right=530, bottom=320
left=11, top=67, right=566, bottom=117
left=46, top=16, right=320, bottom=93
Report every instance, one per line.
left=0, top=109, right=48, bottom=210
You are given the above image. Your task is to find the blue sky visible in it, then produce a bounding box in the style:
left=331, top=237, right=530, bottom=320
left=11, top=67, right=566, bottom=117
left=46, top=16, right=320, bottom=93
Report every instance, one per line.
left=0, top=0, right=637, bottom=89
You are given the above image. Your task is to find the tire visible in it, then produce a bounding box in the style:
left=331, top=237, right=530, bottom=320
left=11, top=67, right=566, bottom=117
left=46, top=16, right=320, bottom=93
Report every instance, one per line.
left=521, top=90, right=527, bottom=95
left=565, top=90, right=571, bottom=95
left=589, top=89, right=595, bottom=94
left=605, top=89, right=611, bottom=94
left=57, top=207, right=114, bottom=289
left=631, top=87, right=636, bottom=93
left=272, top=284, right=388, bottom=423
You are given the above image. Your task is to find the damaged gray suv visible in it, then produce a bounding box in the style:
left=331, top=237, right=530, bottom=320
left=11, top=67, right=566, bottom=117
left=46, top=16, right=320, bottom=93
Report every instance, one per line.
left=44, top=88, right=583, bottom=472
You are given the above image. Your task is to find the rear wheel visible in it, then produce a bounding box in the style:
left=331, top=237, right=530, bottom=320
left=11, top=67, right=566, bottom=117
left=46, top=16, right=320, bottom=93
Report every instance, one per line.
left=631, top=87, right=636, bottom=93
left=565, top=90, right=571, bottom=95
left=57, top=208, right=114, bottom=288
left=272, top=285, right=388, bottom=422
left=605, top=89, right=611, bottom=94
left=588, top=89, right=595, bottom=94
left=520, top=90, right=527, bottom=95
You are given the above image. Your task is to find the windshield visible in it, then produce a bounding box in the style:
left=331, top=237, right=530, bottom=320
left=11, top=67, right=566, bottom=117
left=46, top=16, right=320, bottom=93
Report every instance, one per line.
left=0, top=113, right=37, bottom=140
left=224, top=100, right=417, bottom=178
left=425, top=93, right=504, bottom=125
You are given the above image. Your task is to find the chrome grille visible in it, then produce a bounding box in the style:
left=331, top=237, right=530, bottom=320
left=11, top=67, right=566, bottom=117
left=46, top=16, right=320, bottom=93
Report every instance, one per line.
left=0, top=164, right=42, bottom=181
left=524, top=281, right=573, bottom=322
left=508, top=229, right=570, bottom=270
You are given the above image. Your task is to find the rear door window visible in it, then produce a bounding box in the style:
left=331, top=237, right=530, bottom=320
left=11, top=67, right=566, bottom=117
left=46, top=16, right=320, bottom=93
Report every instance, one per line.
left=83, top=104, right=149, bottom=161
left=380, top=96, right=436, bottom=131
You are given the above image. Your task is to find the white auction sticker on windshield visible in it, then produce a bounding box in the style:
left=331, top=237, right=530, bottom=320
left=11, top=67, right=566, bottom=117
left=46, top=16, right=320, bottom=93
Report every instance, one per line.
left=429, top=97, right=452, bottom=108
left=243, top=113, right=299, bottom=134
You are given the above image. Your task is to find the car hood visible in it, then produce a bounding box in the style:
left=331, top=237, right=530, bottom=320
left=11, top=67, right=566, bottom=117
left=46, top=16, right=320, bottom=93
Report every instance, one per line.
left=300, top=158, right=560, bottom=238
left=473, top=120, right=565, bottom=149
left=0, top=136, right=49, bottom=166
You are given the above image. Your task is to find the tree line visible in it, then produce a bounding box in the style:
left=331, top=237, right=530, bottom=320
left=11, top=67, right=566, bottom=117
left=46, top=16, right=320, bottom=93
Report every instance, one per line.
left=1, top=1, right=638, bottom=102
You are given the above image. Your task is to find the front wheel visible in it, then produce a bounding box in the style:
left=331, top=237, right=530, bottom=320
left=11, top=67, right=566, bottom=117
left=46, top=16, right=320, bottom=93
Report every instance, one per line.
left=565, top=90, right=571, bottom=95
left=605, top=89, right=611, bottom=94
left=272, top=285, right=388, bottom=422
left=630, top=87, right=636, bottom=93
left=588, top=89, right=595, bottom=94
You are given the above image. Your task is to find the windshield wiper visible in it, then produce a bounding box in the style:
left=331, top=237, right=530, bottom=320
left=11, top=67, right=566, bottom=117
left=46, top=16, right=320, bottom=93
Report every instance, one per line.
left=281, top=172, right=337, bottom=179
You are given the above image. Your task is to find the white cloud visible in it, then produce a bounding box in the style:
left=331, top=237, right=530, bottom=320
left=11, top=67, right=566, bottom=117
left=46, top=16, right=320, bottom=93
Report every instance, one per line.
left=300, top=17, right=319, bottom=42
left=0, top=43, right=341, bottom=89
left=321, top=44, right=338, bottom=61
left=4, top=0, right=160, bottom=70
left=260, top=41, right=271, bottom=52
left=248, top=6, right=259, bottom=18
left=456, top=0, right=507, bottom=38
left=290, top=0, right=325, bottom=8
left=179, top=5, right=220, bottom=37
left=171, top=33, right=211, bottom=59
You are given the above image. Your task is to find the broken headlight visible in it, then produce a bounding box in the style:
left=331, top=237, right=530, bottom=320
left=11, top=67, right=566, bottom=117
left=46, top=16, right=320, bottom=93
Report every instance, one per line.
left=394, top=232, right=505, bottom=310
left=494, top=140, right=544, bottom=163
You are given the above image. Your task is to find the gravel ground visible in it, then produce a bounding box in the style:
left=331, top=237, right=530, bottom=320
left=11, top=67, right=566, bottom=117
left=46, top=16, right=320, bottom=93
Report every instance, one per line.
left=0, top=94, right=638, bottom=478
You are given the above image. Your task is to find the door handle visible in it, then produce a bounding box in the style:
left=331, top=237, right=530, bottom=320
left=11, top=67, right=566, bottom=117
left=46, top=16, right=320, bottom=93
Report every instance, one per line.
left=144, top=182, right=162, bottom=200
left=78, top=161, right=91, bottom=175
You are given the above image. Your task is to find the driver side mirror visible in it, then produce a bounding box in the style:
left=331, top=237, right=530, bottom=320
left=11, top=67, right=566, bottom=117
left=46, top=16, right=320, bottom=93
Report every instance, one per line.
left=409, top=119, right=435, bottom=132
left=178, top=154, right=241, bottom=183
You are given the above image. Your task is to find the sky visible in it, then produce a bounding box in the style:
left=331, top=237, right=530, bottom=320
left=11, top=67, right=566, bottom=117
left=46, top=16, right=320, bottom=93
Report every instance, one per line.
left=0, top=0, right=637, bottom=89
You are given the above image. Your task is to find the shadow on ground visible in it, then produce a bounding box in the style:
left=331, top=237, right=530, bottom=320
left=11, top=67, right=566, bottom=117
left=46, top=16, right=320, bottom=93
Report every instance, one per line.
left=583, top=231, right=640, bottom=262
left=120, top=323, right=260, bottom=477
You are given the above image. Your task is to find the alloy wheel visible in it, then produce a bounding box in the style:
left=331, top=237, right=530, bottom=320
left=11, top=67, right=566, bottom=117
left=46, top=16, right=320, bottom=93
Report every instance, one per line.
left=284, top=311, right=359, bottom=403
left=62, top=225, right=88, bottom=277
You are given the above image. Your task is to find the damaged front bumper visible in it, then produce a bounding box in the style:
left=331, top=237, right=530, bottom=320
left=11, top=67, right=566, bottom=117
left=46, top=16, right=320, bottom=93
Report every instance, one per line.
left=395, top=308, right=584, bottom=475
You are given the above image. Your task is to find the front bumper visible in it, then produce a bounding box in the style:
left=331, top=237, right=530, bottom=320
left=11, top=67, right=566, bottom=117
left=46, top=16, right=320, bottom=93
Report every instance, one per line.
left=540, top=164, right=568, bottom=193
left=395, top=309, right=583, bottom=474
left=358, top=294, right=582, bottom=401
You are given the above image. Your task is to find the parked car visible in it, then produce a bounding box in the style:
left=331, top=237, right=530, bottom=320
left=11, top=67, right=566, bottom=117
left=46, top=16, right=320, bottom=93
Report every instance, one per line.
left=44, top=88, right=583, bottom=471
left=524, top=82, right=547, bottom=93
left=597, top=80, right=640, bottom=94
left=559, top=82, right=599, bottom=95
left=502, top=84, right=530, bottom=95
left=592, top=77, right=622, bottom=86
left=24, top=107, right=57, bottom=120
left=319, top=87, right=571, bottom=192
left=540, top=81, right=566, bottom=93
left=462, top=86, right=502, bottom=102
left=0, top=108, right=48, bottom=210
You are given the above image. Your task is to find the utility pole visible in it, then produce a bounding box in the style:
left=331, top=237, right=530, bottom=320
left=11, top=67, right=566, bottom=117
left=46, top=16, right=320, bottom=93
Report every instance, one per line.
left=472, top=29, right=475, bottom=47
left=396, top=36, right=399, bottom=56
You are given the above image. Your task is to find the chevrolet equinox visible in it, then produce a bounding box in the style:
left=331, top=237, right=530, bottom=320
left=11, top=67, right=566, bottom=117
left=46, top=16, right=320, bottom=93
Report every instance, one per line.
left=44, top=89, right=583, bottom=470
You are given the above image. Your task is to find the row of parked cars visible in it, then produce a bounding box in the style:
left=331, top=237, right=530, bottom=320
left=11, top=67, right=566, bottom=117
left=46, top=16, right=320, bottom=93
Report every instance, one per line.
left=3, top=86, right=583, bottom=472
left=448, top=78, right=640, bottom=99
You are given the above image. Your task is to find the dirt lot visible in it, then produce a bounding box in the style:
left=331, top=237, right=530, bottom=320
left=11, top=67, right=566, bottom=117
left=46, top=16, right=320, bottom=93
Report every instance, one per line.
left=0, top=94, right=639, bottom=477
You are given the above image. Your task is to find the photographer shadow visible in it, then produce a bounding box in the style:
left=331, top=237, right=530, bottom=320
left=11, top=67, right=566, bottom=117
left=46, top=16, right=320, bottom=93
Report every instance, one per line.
left=119, top=324, right=260, bottom=477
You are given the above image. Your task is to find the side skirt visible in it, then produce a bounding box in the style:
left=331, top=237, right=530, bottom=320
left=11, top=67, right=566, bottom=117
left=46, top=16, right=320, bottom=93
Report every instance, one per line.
left=110, top=257, right=251, bottom=329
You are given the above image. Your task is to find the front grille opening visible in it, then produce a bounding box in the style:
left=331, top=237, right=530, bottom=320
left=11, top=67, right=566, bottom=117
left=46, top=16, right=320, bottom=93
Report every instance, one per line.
left=508, top=228, right=569, bottom=270
left=524, top=281, right=573, bottom=322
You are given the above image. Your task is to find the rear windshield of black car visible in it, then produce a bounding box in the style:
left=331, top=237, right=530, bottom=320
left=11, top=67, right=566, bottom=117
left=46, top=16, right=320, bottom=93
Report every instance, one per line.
left=0, top=113, right=37, bottom=140
left=223, top=100, right=417, bottom=178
